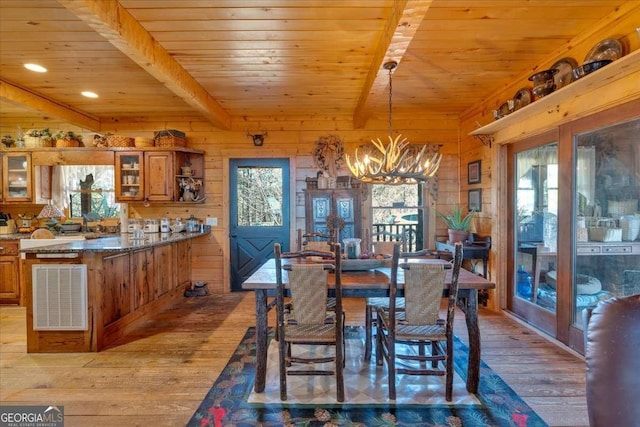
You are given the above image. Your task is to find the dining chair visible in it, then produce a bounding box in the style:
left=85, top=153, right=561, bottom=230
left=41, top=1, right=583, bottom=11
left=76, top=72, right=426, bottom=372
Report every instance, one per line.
left=297, top=229, right=334, bottom=252
left=364, top=246, right=446, bottom=362
left=375, top=242, right=463, bottom=401
left=274, top=242, right=345, bottom=402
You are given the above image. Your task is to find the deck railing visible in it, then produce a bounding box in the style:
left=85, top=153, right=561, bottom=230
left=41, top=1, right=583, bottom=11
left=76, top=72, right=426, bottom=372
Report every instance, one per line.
left=371, top=223, right=420, bottom=252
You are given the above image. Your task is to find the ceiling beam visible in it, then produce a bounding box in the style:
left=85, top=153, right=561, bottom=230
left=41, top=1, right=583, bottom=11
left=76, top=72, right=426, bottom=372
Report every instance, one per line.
left=57, top=0, right=231, bottom=130
left=0, top=79, right=101, bottom=131
left=353, top=0, right=432, bottom=129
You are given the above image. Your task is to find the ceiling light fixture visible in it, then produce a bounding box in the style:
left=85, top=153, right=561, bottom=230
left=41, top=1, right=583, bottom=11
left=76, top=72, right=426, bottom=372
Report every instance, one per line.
left=24, top=63, right=47, bottom=73
left=81, top=91, right=99, bottom=98
left=346, top=61, right=442, bottom=185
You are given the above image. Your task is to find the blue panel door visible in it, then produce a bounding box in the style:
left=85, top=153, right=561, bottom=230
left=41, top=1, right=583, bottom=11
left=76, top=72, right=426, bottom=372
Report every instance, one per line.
left=229, top=158, right=290, bottom=291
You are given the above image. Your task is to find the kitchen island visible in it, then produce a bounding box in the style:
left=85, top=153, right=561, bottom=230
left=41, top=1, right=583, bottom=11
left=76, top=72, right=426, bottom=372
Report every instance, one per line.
left=21, top=230, right=209, bottom=353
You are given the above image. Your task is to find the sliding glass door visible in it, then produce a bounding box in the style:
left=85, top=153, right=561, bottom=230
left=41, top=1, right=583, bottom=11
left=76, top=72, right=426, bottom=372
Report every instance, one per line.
left=508, top=134, right=559, bottom=336
left=507, top=99, right=640, bottom=353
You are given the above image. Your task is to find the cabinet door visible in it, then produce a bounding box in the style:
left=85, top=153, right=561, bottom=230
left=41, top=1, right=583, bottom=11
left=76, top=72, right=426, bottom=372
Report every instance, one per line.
left=115, top=152, right=144, bottom=201
left=144, top=151, right=174, bottom=201
left=154, top=244, right=174, bottom=296
left=2, top=153, right=32, bottom=202
left=305, top=190, right=333, bottom=235
left=132, top=248, right=156, bottom=308
left=175, top=239, right=191, bottom=290
left=101, top=253, right=131, bottom=327
left=304, top=189, right=361, bottom=241
left=334, top=189, right=361, bottom=240
left=0, top=242, right=20, bottom=304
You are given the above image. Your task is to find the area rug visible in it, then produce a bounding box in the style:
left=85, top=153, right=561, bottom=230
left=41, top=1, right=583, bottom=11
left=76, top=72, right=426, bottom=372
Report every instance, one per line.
left=188, top=327, right=548, bottom=426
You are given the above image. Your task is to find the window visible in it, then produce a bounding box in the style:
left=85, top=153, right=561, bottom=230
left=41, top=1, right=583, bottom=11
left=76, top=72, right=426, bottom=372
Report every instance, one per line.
left=52, top=165, right=120, bottom=219
left=371, top=183, right=422, bottom=250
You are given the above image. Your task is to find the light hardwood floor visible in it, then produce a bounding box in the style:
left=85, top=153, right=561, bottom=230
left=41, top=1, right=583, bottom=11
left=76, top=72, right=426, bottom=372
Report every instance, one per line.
left=0, top=293, right=588, bottom=426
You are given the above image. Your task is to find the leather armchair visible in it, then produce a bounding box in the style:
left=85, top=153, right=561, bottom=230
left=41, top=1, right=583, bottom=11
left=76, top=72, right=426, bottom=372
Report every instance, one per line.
left=584, top=295, right=640, bottom=427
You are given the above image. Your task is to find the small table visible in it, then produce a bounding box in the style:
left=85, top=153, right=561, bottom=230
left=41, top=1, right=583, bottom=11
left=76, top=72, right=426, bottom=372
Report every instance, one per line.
left=242, top=259, right=495, bottom=395
left=436, top=238, right=491, bottom=305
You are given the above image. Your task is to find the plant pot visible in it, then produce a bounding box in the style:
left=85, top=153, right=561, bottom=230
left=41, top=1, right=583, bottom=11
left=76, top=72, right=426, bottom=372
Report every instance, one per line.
left=448, top=229, right=469, bottom=243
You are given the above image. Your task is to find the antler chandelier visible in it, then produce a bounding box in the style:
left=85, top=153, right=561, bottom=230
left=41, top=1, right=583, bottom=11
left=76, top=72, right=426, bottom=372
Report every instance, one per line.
left=346, top=61, right=442, bottom=185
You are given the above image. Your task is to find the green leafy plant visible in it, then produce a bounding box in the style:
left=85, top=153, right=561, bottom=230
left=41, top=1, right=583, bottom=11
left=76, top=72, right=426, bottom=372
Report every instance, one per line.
left=437, top=206, right=476, bottom=231
left=25, top=128, right=51, bottom=138
left=53, top=130, right=83, bottom=142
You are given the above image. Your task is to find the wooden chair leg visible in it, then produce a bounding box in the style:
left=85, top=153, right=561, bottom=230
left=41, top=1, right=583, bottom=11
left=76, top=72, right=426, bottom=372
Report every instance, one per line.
left=278, top=326, right=288, bottom=401
left=364, top=303, right=374, bottom=361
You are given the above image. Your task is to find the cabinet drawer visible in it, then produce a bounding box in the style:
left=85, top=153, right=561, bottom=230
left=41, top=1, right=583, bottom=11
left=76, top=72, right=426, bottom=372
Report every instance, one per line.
left=576, top=245, right=600, bottom=254
left=0, top=241, right=19, bottom=256
left=602, top=245, right=633, bottom=254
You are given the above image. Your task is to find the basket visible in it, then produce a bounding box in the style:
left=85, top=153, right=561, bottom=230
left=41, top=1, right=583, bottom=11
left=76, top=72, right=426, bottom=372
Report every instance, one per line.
left=134, top=137, right=154, bottom=148
left=588, top=219, right=622, bottom=242
left=107, top=135, right=135, bottom=147
left=576, top=227, right=588, bottom=242
left=56, top=139, right=81, bottom=148
left=154, top=129, right=186, bottom=147
left=620, top=216, right=640, bottom=241
left=608, top=199, right=638, bottom=218
left=305, top=177, right=318, bottom=189
left=585, top=216, right=610, bottom=228
left=24, top=136, right=39, bottom=147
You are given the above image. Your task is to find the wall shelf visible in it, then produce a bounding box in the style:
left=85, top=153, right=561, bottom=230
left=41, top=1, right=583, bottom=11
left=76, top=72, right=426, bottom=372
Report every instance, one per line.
left=470, top=49, right=640, bottom=137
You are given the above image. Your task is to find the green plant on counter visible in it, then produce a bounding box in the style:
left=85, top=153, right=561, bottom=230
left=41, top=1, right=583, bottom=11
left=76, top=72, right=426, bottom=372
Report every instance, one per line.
left=437, top=205, right=476, bottom=231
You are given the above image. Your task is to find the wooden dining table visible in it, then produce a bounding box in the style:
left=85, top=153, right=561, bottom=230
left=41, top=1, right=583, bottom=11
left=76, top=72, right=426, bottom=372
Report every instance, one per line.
left=241, top=258, right=495, bottom=395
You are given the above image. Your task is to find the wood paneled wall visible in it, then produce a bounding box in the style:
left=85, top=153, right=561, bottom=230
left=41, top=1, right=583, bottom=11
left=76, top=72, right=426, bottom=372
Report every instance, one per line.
left=2, top=113, right=460, bottom=294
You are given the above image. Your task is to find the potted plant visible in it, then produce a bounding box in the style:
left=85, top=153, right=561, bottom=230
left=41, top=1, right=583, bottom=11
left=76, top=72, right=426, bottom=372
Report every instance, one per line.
left=437, top=205, right=476, bottom=243
left=24, top=128, right=52, bottom=147
left=53, top=130, right=83, bottom=147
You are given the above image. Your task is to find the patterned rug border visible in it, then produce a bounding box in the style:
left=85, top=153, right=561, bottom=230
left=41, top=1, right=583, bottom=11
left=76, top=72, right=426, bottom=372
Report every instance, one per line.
left=188, top=327, right=548, bottom=426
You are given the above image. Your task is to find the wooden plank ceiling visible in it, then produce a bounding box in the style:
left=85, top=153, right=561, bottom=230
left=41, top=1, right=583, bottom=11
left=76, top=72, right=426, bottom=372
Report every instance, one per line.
left=0, top=0, right=635, bottom=132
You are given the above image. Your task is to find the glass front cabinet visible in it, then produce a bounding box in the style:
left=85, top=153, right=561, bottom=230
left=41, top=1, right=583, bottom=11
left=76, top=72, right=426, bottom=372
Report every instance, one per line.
left=1, top=153, right=32, bottom=202
left=508, top=99, right=639, bottom=353
left=115, top=152, right=144, bottom=202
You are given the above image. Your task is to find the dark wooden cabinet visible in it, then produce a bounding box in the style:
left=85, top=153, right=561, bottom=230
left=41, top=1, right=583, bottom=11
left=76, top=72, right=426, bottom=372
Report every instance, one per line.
left=304, top=188, right=362, bottom=241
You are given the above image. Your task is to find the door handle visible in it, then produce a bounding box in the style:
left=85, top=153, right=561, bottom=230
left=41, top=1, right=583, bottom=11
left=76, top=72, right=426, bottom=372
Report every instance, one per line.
left=230, top=232, right=237, bottom=238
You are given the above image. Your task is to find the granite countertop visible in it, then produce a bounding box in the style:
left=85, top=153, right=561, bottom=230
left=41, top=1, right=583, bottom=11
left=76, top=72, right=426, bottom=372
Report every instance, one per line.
left=19, top=229, right=210, bottom=254
left=0, top=231, right=119, bottom=241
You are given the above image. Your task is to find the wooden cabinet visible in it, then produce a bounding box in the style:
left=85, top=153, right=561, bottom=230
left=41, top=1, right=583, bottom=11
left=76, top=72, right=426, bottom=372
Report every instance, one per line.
left=175, top=239, right=191, bottom=290
left=154, top=244, right=174, bottom=296
left=304, top=188, right=362, bottom=241
left=132, top=247, right=156, bottom=309
left=0, top=241, right=20, bottom=305
left=101, top=253, right=131, bottom=328
left=114, top=149, right=204, bottom=203
left=1, top=152, right=32, bottom=202
left=144, top=151, right=174, bottom=201
left=115, top=152, right=144, bottom=202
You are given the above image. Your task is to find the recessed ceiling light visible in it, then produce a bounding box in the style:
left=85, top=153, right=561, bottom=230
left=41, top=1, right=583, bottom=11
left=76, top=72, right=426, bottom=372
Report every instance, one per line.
left=24, top=63, right=47, bottom=73
left=81, top=91, right=99, bottom=98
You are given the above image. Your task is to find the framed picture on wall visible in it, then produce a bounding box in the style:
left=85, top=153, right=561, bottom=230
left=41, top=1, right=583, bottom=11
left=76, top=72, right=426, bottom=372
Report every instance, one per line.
left=468, top=160, right=481, bottom=184
left=468, top=189, right=482, bottom=212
